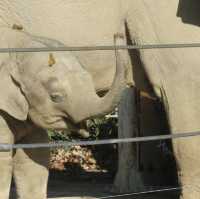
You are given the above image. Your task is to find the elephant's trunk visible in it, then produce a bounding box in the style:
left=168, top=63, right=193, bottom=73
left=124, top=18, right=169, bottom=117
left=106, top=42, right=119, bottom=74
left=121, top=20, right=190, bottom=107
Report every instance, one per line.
left=95, top=35, right=126, bottom=115
left=74, top=34, right=126, bottom=123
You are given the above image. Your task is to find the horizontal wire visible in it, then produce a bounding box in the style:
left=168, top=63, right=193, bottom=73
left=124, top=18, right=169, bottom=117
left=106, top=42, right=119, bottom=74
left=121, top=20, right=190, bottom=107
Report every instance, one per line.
left=98, top=186, right=181, bottom=199
left=1, top=130, right=200, bottom=150
left=1, top=43, right=200, bottom=53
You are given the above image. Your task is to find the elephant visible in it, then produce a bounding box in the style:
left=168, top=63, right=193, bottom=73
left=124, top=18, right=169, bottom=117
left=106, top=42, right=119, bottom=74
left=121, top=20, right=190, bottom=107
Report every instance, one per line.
left=0, top=27, right=126, bottom=198
left=1, top=1, right=200, bottom=199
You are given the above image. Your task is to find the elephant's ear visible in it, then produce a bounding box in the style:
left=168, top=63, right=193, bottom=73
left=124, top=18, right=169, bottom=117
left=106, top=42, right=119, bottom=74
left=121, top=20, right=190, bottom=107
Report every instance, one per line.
left=0, top=59, right=29, bottom=121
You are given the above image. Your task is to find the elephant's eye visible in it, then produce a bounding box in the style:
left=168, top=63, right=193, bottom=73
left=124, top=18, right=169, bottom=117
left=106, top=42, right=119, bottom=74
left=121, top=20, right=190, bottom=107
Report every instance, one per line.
left=50, top=93, right=65, bottom=103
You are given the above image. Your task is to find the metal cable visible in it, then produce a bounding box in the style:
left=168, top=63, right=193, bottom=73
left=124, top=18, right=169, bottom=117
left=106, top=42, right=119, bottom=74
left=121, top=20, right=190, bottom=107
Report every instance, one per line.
left=1, top=43, right=200, bottom=53
left=98, top=187, right=181, bottom=199
left=98, top=184, right=200, bottom=198
left=1, top=130, right=200, bottom=150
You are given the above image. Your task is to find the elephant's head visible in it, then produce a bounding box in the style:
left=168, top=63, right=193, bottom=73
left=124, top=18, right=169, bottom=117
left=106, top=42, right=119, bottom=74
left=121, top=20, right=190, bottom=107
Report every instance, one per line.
left=0, top=34, right=125, bottom=130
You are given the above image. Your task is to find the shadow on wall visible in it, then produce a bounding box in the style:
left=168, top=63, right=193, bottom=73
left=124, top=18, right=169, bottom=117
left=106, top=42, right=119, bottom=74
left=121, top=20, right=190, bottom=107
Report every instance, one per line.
left=177, top=0, right=200, bottom=26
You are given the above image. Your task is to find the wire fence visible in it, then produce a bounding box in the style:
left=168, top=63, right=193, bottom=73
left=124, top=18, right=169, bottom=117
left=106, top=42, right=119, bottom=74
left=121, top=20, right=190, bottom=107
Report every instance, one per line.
left=1, top=43, right=200, bottom=53
left=1, top=42, right=200, bottom=198
left=98, top=186, right=181, bottom=199
left=2, top=42, right=200, bottom=151
left=1, top=130, right=200, bottom=150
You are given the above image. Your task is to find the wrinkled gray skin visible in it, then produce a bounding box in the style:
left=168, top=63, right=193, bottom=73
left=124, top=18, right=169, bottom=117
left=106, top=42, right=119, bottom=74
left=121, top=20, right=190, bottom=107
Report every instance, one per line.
left=0, top=1, right=200, bottom=199
left=0, top=29, right=126, bottom=198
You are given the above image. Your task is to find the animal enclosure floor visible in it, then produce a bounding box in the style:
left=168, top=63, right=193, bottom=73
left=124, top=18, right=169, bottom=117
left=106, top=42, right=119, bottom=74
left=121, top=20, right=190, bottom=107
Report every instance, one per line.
left=47, top=180, right=178, bottom=199
left=10, top=171, right=179, bottom=199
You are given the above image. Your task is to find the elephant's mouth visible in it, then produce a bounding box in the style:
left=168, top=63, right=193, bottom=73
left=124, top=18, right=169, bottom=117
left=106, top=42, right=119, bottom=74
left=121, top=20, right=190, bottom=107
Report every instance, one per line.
left=45, top=116, right=77, bottom=131
left=63, top=117, right=80, bottom=129
left=28, top=109, right=78, bottom=130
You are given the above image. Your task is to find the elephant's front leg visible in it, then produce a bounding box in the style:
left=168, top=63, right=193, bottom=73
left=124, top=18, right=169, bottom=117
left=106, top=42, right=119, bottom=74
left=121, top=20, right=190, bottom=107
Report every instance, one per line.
left=173, top=138, right=200, bottom=199
left=13, top=128, right=50, bottom=199
left=165, top=85, right=200, bottom=199
left=0, top=150, right=13, bottom=199
left=0, top=114, right=14, bottom=199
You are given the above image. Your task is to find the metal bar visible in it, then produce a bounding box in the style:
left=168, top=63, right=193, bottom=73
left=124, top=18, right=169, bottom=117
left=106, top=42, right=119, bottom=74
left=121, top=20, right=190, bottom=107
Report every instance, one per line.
left=1, top=43, right=200, bottom=53
left=1, top=130, right=200, bottom=150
